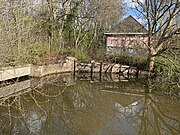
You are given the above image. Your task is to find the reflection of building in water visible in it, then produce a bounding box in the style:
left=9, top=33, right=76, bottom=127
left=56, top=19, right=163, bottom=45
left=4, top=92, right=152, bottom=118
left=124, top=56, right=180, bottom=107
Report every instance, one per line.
left=100, top=89, right=143, bottom=135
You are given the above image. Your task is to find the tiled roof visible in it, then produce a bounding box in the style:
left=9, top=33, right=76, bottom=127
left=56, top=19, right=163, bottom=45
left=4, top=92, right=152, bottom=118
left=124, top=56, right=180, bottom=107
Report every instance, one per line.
left=112, top=16, right=147, bottom=33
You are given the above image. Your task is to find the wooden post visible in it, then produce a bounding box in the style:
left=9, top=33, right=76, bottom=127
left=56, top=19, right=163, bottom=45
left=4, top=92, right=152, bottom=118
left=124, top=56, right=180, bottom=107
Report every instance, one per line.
left=127, top=66, right=130, bottom=78
left=136, top=61, right=140, bottom=78
left=73, top=60, right=76, bottom=79
left=119, top=65, right=121, bottom=81
left=90, top=62, right=94, bottom=80
left=119, top=65, right=121, bottom=75
left=136, top=66, right=139, bottom=78
left=99, top=62, right=102, bottom=82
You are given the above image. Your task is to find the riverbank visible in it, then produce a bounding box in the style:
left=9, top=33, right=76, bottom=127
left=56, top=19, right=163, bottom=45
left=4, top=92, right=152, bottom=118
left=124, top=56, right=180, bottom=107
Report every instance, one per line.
left=0, top=57, right=76, bottom=81
left=0, top=56, right=149, bottom=82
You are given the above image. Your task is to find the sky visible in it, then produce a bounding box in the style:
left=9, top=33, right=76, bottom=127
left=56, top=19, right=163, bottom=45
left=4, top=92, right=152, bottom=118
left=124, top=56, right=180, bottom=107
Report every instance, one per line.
left=122, top=0, right=147, bottom=26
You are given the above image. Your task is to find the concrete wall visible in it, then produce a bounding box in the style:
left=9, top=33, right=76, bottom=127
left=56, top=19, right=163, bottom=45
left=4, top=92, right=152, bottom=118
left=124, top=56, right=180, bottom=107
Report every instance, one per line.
left=30, top=57, right=76, bottom=77
left=0, top=56, right=147, bottom=81
left=0, top=66, right=30, bottom=81
left=0, top=57, right=76, bottom=81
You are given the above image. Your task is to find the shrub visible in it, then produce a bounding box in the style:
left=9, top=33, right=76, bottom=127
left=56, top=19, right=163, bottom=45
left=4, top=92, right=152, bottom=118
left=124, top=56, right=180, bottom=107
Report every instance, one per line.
left=70, top=49, right=90, bottom=63
left=18, top=44, right=49, bottom=65
left=155, top=56, right=180, bottom=76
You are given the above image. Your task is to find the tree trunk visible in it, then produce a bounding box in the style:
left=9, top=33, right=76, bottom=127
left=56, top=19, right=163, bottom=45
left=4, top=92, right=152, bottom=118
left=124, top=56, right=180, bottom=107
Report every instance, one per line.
left=147, top=50, right=156, bottom=76
left=148, top=56, right=155, bottom=72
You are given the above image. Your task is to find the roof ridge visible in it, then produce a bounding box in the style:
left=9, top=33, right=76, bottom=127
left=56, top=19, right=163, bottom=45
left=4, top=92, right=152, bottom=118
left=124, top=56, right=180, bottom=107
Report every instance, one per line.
left=112, top=16, right=147, bottom=33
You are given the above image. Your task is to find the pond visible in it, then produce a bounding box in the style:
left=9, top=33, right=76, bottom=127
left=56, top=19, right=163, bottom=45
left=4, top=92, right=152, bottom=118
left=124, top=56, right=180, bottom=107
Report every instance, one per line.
left=0, top=73, right=179, bottom=135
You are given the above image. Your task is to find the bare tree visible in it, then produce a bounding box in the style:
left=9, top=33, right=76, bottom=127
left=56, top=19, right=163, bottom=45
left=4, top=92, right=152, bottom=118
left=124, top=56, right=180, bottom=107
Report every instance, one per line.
left=132, top=0, right=179, bottom=74
left=0, top=0, right=124, bottom=66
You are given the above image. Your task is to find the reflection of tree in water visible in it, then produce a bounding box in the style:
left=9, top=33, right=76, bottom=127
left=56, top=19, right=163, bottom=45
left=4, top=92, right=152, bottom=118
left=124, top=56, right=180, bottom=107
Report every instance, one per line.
left=151, top=77, right=180, bottom=97
left=61, top=80, right=118, bottom=134
left=0, top=78, right=179, bottom=135
left=137, top=93, right=180, bottom=135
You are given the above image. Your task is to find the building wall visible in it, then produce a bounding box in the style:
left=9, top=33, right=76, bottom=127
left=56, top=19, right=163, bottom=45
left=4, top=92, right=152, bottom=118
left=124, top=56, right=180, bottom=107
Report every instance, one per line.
left=106, top=34, right=148, bottom=56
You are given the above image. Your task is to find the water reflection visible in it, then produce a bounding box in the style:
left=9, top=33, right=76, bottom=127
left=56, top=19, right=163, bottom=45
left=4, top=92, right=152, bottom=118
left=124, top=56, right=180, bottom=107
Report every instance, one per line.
left=0, top=73, right=179, bottom=135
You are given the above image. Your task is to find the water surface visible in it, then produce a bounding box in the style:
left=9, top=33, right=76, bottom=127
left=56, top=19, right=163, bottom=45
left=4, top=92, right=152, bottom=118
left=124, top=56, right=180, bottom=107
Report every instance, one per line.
left=0, top=73, right=179, bottom=135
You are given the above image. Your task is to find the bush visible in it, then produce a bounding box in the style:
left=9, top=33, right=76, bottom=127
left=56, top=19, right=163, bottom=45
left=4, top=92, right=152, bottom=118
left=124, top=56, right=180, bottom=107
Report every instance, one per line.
left=70, top=49, right=91, bottom=63
left=155, top=56, right=180, bottom=76
left=18, top=44, right=49, bottom=65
